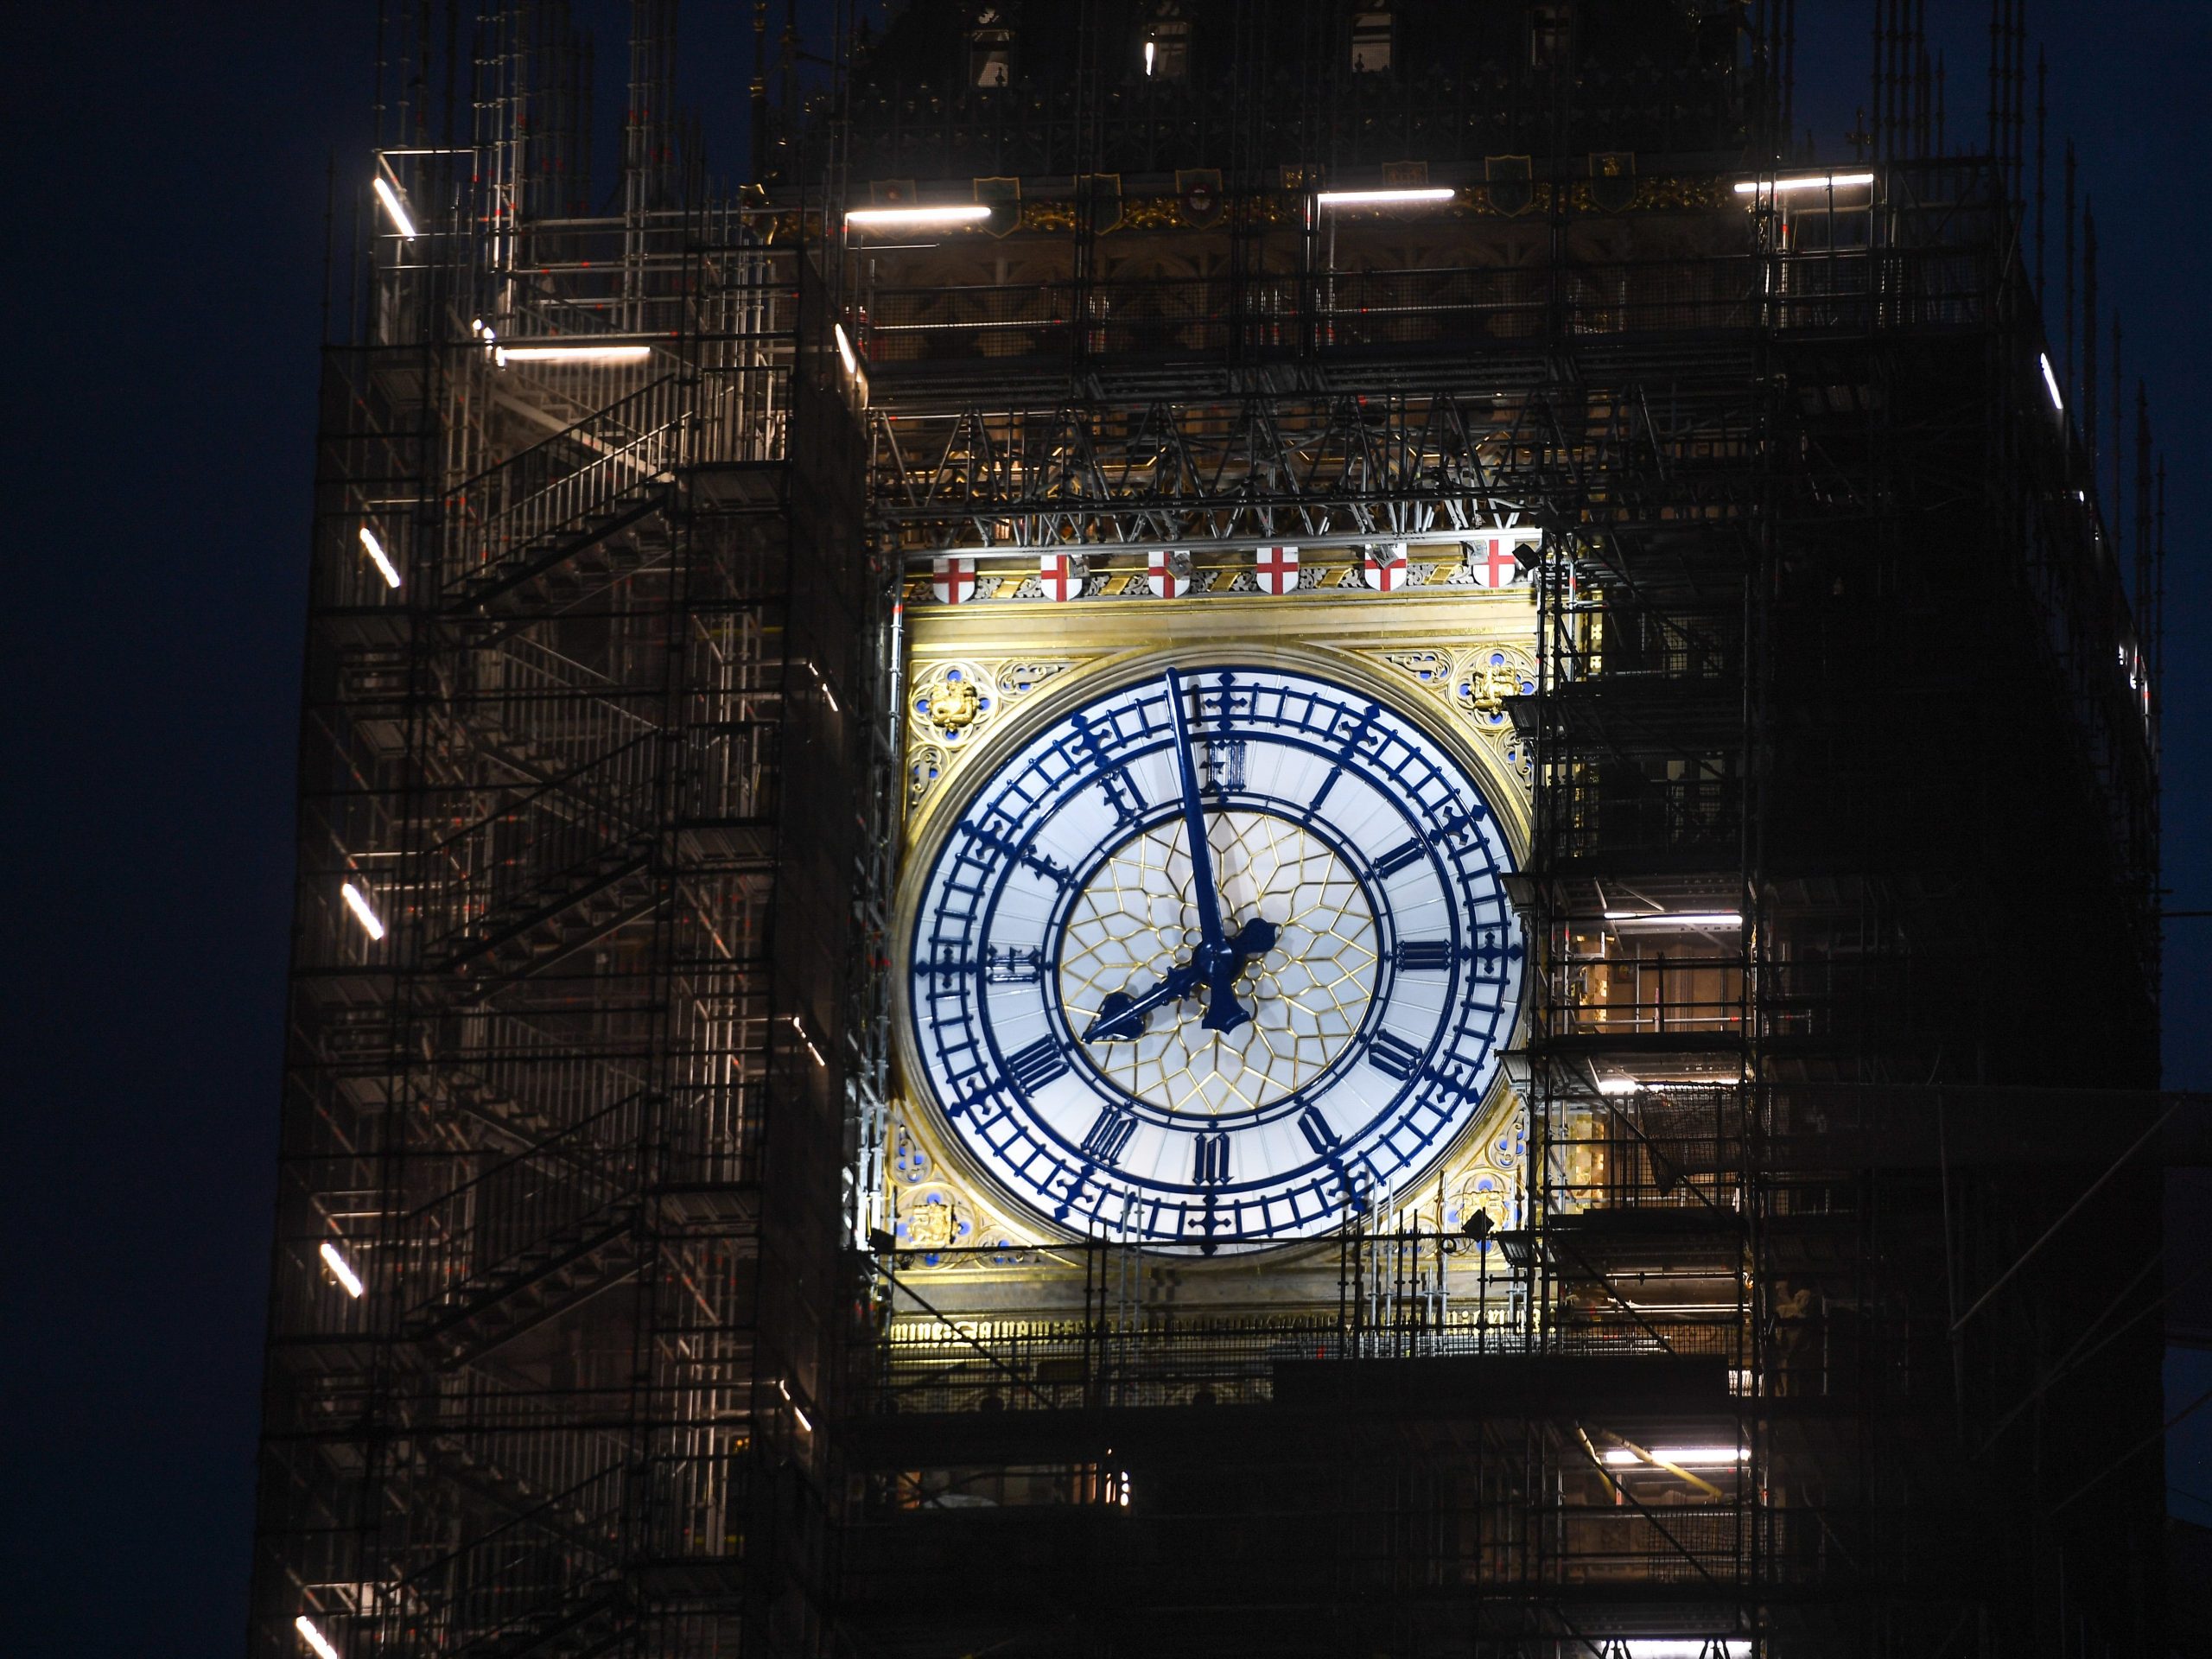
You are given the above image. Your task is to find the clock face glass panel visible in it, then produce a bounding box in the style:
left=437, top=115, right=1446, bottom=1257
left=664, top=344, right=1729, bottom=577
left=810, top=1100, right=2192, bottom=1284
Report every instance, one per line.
left=903, top=664, right=1523, bottom=1249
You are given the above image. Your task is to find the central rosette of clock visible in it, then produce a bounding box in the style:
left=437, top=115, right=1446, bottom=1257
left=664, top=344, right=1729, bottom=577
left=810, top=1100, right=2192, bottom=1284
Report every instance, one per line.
left=1058, top=809, right=1381, bottom=1116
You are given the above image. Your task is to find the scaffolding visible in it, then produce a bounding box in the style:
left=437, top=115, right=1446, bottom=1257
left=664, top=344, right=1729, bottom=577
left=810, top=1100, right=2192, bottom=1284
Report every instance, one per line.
left=248, top=4, right=2170, bottom=1656
left=821, top=4, right=2164, bottom=1656
left=245, top=6, right=863, bottom=1656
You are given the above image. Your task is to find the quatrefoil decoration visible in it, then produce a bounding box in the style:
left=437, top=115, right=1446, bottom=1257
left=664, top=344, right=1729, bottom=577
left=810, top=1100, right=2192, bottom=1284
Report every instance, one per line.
left=910, top=661, right=995, bottom=746
left=1455, top=647, right=1537, bottom=729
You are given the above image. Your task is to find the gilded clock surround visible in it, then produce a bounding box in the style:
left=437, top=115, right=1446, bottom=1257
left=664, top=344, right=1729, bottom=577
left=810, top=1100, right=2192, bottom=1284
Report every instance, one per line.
left=887, top=566, right=1539, bottom=1281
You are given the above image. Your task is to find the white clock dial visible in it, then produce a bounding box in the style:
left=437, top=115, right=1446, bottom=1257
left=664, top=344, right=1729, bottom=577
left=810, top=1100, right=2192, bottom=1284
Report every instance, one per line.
left=902, top=663, right=1523, bottom=1250
left=1057, top=810, right=1380, bottom=1116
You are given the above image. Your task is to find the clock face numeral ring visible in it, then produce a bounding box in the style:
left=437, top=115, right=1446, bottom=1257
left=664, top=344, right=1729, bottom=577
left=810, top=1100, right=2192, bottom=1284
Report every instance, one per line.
left=902, top=662, right=1523, bottom=1250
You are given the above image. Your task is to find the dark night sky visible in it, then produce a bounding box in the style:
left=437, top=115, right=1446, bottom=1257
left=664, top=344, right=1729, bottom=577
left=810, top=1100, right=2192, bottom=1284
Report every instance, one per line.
left=3, top=6, right=2205, bottom=1654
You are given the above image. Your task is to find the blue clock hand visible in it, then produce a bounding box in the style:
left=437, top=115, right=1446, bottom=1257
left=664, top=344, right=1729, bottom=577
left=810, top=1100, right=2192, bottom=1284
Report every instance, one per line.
left=1164, top=667, right=1228, bottom=958
left=1165, top=669, right=1270, bottom=1033
left=1084, top=958, right=1205, bottom=1043
left=1084, top=916, right=1281, bottom=1043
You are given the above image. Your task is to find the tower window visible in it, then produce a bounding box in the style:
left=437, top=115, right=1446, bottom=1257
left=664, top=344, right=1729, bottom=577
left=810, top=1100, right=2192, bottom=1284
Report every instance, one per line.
left=1351, top=10, right=1393, bottom=74
left=1144, top=6, right=1191, bottom=80
left=1529, top=3, right=1573, bottom=69
left=969, top=8, right=1013, bottom=88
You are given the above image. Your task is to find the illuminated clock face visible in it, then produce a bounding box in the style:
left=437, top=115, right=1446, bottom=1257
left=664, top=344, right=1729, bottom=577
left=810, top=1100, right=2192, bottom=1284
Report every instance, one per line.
left=903, top=664, right=1523, bottom=1249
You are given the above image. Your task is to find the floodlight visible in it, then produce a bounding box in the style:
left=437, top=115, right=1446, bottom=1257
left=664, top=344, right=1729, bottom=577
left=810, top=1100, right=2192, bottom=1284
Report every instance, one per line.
left=493, top=344, right=652, bottom=365
left=844, top=204, right=993, bottom=230
left=319, top=1241, right=365, bottom=1299
left=340, top=881, right=386, bottom=942
left=371, top=175, right=418, bottom=239
left=1317, top=188, right=1456, bottom=208
left=357, top=525, right=402, bottom=589
left=1733, top=172, right=1875, bottom=196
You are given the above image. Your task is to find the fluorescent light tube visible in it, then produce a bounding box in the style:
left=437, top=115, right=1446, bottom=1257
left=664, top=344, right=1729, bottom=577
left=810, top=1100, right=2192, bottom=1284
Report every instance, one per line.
left=833, top=322, right=860, bottom=377
left=319, top=1241, right=365, bottom=1299
left=1605, top=910, right=1743, bottom=929
left=357, top=525, right=401, bottom=589
left=493, top=344, right=652, bottom=365
left=296, top=1616, right=341, bottom=1659
left=340, top=881, right=386, bottom=942
left=844, top=203, right=994, bottom=229
left=372, top=175, right=417, bottom=239
left=1604, top=1446, right=1748, bottom=1467
left=2040, top=352, right=2064, bottom=412
left=1317, top=188, right=1457, bottom=207
left=779, top=1376, right=813, bottom=1432
left=789, top=1015, right=826, bottom=1069
left=1733, top=172, right=1875, bottom=195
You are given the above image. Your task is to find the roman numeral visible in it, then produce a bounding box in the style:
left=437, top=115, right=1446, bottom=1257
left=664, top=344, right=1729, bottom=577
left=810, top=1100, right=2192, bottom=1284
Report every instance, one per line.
left=1296, top=1105, right=1338, bottom=1155
left=1004, top=1037, right=1071, bottom=1093
left=1373, top=837, right=1427, bottom=877
left=984, top=944, right=1043, bottom=983
left=1367, top=1029, right=1426, bottom=1081
left=1395, top=938, right=1453, bottom=972
left=1472, top=926, right=1514, bottom=981
left=1192, top=1131, right=1230, bottom=1185
left=1078, top=1108, right=1137, bottom=1167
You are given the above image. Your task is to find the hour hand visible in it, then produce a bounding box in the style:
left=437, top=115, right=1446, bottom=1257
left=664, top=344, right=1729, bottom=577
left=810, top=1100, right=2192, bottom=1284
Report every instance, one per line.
left=1084, top=959, right=1204, bottom=1043
left=1198, top=916, right=1281, bottom=1033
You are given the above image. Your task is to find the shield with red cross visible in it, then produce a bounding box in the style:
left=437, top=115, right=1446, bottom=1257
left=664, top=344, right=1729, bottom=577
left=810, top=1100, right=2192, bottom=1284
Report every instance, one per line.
left=1467, top=537, right=1523, bottom=589
left=1254, top=543, right=1300, bottom=595
left=1038, top=551, right=1087, bottom=602
left=930, top=556, right=976, bottom=606
left=1147, top=549, right=1192, bottom=599
left=1362, top=541, right=1409, bottom=593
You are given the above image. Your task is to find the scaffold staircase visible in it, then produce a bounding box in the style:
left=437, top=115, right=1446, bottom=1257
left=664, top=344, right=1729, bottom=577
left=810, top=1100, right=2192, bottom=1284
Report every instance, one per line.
left=443, top=377, right=687, bottom=614
left=406, top=1197, right=644, bottom=1363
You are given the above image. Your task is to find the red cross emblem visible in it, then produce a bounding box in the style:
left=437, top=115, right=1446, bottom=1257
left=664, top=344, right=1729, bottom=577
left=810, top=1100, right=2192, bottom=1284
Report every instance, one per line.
left=1363, top=541, right=1409, bottom=593
left=1254, top=543, right=1300, bottom=594
left=1148, top=550, right=1192, bottom=599
left=1471, top=537, right=1521, bottom=588
left=930, top=556, right=976, bottom=606
left=1039, top=552, right=1086, bottom=602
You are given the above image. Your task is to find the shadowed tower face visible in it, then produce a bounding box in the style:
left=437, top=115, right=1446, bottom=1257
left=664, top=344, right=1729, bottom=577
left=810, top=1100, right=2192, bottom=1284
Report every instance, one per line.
left=248, top=5, right=2165, bottom=1657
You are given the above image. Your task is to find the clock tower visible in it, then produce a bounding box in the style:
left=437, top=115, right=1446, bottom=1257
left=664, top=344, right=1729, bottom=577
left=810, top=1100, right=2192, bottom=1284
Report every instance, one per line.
left=247, top=3, right=2168, bottom=1656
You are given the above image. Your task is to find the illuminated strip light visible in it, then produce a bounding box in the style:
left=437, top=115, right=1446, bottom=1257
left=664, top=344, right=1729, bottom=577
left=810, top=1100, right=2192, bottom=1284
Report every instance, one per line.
left=1618, top=1643, right=1746, bottom=1659
left=493, top=343, right=652, bottom=365
left=1317, top=187, right=1457, bottom=207
left=789, top=1014, right=826, bottom=1070
left=319, top=1241, right=365, bottom=1299
left=1605, top=910, right=1743, bottom=929
left=340, top=881, right=386, bottom=942
left=778, top=1377, right=814, bottom=1433
left=357, top=525, right=402, bottom=589
left=844, top=203, right=994, bottom=229
left=371, top=175, right=418, bottom=240
left=1604, top=1446, right=1748, bottom=1468
left=1732, top=171, right=1876, bottom=195
left=833, top=321, right=860, bottom=377
left=296, top=1616, right=342, bottom=1659
left=2040, top=352, right=2065, bottom=412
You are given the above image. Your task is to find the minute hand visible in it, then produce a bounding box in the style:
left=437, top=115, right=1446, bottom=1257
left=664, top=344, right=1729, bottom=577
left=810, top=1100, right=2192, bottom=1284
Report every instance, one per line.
left=1165, top=667, right=1227, bottom=956
left=1164, top=668, right=1255, bottom=1033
